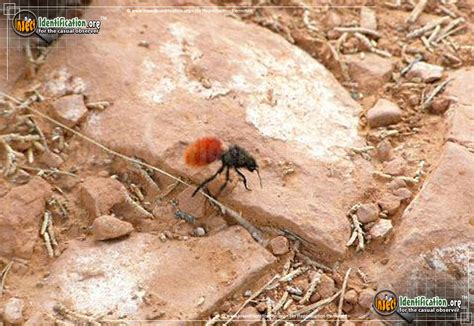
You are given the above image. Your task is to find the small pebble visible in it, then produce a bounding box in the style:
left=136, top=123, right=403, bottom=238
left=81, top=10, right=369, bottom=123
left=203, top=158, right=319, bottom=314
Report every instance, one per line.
left=244, top=290, right=252, bottom=297
left=138, top=40, right=150, bottom=48
left=358, top=288, right=376, bottom=309
left=255, top=302, right=267, bottom=313
left=382, top=157, right=406, bottom=176
left=317, top=274, right=336, bottom=298
left=406, top=62, right=444, bottom=83
left=343, top=289, right=359, bottom=304
left=376, top=139, right=393, bottom=162
left=369, top=219, right=393, bottom=239
left=92, top=215, right=134, bottom=241
left=360, top=7, right=377, bottom=30
left=269, top=236, right=289, bottom=255
left=387, top=177, right=407, bottom=191
left=40, top=151, right=64, bottom=168
left=378, top=193, right=401, bottom=215
left=3, top=297, right=24, bottom=324
left=193, top=227, right=206, bottom=237
left=393, top=187, right=412, bottom=201
left=309, top=292, right=321, bottom=303
left=236, top=306, right=261, bottom=326
left=158, top=233, right=167, bottom=242
left=367, top=99, right=402, bottom=128
left=342, top=303, right=354, bottom=314
left=356, top=203, right=379, bottom=224
left=429, top=96, right=452, bottom=115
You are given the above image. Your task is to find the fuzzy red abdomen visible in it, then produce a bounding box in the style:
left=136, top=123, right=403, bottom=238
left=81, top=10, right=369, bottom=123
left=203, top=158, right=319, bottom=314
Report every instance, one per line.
left=184, top=137, right=223, bottom=167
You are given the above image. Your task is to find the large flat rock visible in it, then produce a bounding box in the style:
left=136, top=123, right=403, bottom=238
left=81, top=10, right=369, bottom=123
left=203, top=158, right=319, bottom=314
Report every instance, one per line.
left=36, top=5, right=366, bottom=260
left=35, top=226, right=275, bottom=320
left=445, top=67, right=474, bottom=150
left=380, top=142, right=474, bottom=293
left=0, top=177, right=52, bottom=259
left=446, top=103, right=474, bottom=150
left=444, top=66, right=474, bottom=105
left=0, top=16, right=27, bottom=92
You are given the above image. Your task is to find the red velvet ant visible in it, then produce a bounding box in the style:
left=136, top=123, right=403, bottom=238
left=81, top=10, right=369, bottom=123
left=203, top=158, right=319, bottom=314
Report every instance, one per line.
left=184, top=137, right=262, bottom=196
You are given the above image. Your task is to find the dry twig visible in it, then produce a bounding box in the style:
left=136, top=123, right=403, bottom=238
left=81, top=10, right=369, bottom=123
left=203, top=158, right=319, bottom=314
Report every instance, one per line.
left=346, top=214, right=365, bottom=252
left=223, top=275, right=280, bottom=325
left=406, top=16, right=450, bottom=39
left=1, top=261, right=14, bottom=295
left=301, top=271, right=321, bottom=303
left=334, top=27, right=381, bottom=39
left=54, top=303, right=101, bottom=326
left=296, top=252, right=332, bottom=272
left=421, top=79, right=450, bottom=110
left=435, top=17, right=465, bottom=43
left=299, top=290, right=342, bottom=322
left=336, top=268, right=352, bottom=326
left=406, top=0, right=428, bottom=24
left=85, top=101, right=110, bottom=110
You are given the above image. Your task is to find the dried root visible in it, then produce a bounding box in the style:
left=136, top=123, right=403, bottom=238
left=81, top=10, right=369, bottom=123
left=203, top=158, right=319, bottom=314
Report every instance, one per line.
left=85, top=101, right=110, bottom=110
left=53, top=303, right=102, bottom=326
left=336, top=268, right=352, bottom=326
left=301, top=271, right=321, bottom=303
left=1, top=260, right=14, bottom=295
left=346, top=205, right=365, bottom=252
left=41, top=211, right=60, bottom=257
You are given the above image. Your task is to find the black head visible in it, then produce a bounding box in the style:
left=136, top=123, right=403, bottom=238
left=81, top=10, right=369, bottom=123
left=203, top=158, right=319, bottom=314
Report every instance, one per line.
left=248, top=157, right=262, bottom=188
left=245, top=155, right=258, bottom=172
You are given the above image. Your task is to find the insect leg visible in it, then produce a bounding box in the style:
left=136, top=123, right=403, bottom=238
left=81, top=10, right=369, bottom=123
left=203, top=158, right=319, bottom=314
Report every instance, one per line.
left=192, top=164, right=225, bottom=197
left=218, top=166, right=231, bottom=193
left=235, top=168, right=251, bottom=191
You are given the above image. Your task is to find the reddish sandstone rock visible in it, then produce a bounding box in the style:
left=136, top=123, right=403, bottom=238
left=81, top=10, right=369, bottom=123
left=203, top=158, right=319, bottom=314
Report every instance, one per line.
left=393, top=187, right=412, bottom=201
left=175, top=187, right=207, bottom=218
left=80, top=177, right=128, bottom=218
left=343, top=289, right=359, bottom=304
left=406, top=62, right=443, bottom=83
left=368, top=219, right=393, bottom=239
left=0, top=36, right=25, bottom=93
left=92, top=215, right=134, bottom=241
left=38, top=6, right=368, bottom=261
left=367, top=99, right=402, bottom=128
left=39, top=151, right=64, bottom=168
left=318, top=274, right=336, bottom=298
left=378, top=193, right=401, bottom=215
left=236, top=306, right=261, bottom=326
left=356, top=203, right=379, bottom=224
left=429, top=96, right=452, bottom=115
left=360, top=7, right=377, bottom=31
left=380, top=142, right=474, bottom=294
left=386, top=177, right=407, bottom=191
left=376, top=139, right=393, bottom=162
left=382, top=157, right=406, bottom=176
left=3, top=297, right=25, bottom=324
left=346, top=53, right=393, bottom=92
left=0, top=177, right=52, bottom=259
left=32, top=226, right=275, bottom=320
left=269, top=235, right=289, bottom=255
left=358, top=288, right=375, bottom=309
left=446, top=104, right=474, bottom=150
left=444, top=66, right=474, bottom=104
left=49, top=94, right=88, bottom=127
